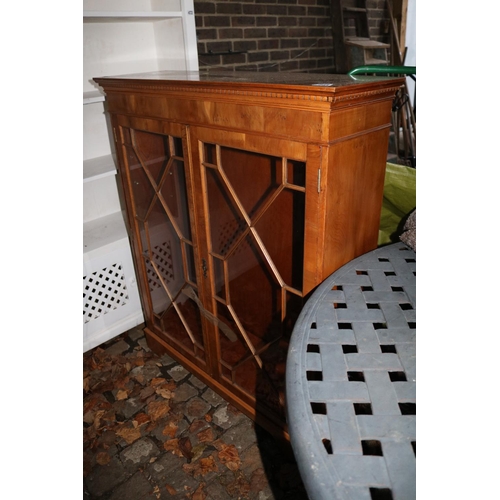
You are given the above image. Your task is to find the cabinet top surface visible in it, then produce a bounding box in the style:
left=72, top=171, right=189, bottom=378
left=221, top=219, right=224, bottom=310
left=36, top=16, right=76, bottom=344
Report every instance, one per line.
left=93, top=70, right=403, bottom=95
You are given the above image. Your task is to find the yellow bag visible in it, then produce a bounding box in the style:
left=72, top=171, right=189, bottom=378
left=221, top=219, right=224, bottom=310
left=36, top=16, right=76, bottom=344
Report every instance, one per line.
left=378, top=162, right=416, bottom=246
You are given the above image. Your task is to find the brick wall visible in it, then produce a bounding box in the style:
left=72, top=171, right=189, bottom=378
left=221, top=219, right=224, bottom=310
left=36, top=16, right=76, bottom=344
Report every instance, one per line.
left=341, top=0, right=390, bottom=44
left=194, top=0, right=390, bottom=74
left=370, top=0, right=391, bottom=44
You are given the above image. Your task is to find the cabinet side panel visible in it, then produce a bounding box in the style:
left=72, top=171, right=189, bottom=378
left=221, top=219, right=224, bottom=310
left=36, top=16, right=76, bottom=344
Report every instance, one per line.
left=302, top=144, right=324, bottom=295
left=321, top=128, right=390, bottom=277
left=329, top=98, right=395, bottom=139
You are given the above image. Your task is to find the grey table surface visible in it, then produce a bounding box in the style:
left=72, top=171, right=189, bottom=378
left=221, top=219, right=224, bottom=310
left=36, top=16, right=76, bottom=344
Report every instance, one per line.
left=286, top=242, right=416, bottom=500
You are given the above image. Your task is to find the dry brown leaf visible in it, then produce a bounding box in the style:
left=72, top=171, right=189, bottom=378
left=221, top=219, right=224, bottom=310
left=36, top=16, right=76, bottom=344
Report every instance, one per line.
left=162, top=421, right=179, bottom=439
left=83, top=396, right=99, bottom=415
left=182, top=463, right=197, bottom=475
left=133, top=412, right=151, bottom=427
left=147, top=400, right=170, bottom=421
left=165, top=484, right=177, bottom=495
left=89, top=349, right=105, bottom=370
left=150, top=377, right=166, bottom=387
left=95, top=452, right=111, bottom=466
left=114, top=376, right=130, bottom=389
left=145, top=421, right=161, bottom=435
left=115, top=390, right=128, bottom=401
left=226, top=472, right=251, bottom=498
left=93, top=410, right=106, bottom=429
left=199, top=456, right=218, bottom=476
left=93, top=379, right=115, bottom=393
left=196, top=428, right=214, bottom=443
left=152, top=485, right=161, bottom=499
left=218, top=444, right=241, bottom=471
left=156, top=387, right=173, bottom=399
left=116, top=424, right=141, bottom=444
left=84, top=425, right=97, bottom=443
left=191, top=482, right=207, bottom=500
left=83, top=376, right=91, bottom=392
left=84, top=395, right=111, bottom=415
left=182, top=456, right=217, bottom=477
left=165, top=380, right=177, bottom=391
left=164, top=438, right=184, bottom=457
left=134, top=357, right=145, bottom=367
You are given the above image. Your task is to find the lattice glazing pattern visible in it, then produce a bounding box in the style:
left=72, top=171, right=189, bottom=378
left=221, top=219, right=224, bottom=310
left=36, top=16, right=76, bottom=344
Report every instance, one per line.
left=146, top=241, right=175, bottom=291
left=202, top=143, right=306, bottom=415
left=120, top=127, right=204, bottom=361
left=83, top=263, right=129, bottom=324
left=286, top=243, right=416, bottom=500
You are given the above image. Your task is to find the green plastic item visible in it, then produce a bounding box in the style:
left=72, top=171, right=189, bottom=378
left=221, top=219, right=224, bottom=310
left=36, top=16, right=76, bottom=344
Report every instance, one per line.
left=378, top=162, right=416, bottom=246
left=348, top=65, right=416, bottom=76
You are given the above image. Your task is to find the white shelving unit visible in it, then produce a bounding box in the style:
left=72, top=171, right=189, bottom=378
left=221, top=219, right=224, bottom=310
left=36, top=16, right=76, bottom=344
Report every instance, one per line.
left=83, top=0, right=199, bottom=352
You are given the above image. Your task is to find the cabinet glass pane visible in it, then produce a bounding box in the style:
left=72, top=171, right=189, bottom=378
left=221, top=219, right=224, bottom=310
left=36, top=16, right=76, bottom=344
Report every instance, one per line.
left=120, top=128, right=205, bottom=363
left=202, top=143, right=306, bottom=416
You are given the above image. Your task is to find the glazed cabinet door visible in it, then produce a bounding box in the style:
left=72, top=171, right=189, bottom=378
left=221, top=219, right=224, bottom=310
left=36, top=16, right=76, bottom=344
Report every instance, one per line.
left=113, top=118, right=322, bottom=428
left=113, top=119, right=208, bottom=371
left=189, top=127, right=314, bottom=424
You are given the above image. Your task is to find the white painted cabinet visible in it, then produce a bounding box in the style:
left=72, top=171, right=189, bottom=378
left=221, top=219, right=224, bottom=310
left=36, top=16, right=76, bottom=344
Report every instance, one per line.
left=83, top=0, right=199, bottom=352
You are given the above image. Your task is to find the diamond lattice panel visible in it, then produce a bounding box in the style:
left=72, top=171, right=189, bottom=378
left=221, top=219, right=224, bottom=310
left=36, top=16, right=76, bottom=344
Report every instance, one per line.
left=83, top=263, right=129, bottom=324
left=146, top=241, right=175, bottom=291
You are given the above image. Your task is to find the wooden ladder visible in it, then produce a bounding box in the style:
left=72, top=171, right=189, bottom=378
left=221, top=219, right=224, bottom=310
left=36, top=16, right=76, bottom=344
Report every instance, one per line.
left=331, top=0, right=390, bottom=72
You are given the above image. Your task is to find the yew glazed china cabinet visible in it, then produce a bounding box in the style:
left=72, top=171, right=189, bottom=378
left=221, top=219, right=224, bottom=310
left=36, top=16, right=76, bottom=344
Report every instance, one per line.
left=94, top=70, right=403, bottom=439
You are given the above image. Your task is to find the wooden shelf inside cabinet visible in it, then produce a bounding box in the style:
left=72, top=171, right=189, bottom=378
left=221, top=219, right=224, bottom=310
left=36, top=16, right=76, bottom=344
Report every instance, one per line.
left=94, top=70, right=404, bottom=441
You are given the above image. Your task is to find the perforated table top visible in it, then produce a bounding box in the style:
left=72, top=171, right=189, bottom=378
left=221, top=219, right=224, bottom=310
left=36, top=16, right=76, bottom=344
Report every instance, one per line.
left=286, top=243, right=416, bottom=500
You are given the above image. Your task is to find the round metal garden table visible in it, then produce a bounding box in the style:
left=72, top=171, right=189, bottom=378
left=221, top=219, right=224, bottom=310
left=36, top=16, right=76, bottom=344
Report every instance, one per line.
left=286, top=243, right=416, bottom=500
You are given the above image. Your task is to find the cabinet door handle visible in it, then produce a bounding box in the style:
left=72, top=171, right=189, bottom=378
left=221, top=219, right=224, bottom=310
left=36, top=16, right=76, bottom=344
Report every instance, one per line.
left=202, top=259, right=208, bottom=278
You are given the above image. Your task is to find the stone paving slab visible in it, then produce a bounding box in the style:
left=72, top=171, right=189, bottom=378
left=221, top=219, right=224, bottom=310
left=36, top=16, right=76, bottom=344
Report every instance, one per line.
left=108, top=471, right=153, bottom=500
left=83, top=327, right=308, bottom=500
left=85, top=457, right=131, bottom=497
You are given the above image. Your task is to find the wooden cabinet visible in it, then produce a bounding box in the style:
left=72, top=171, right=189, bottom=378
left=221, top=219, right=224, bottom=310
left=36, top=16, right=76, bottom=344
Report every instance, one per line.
left=94, top=70, right=403, bottom=438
